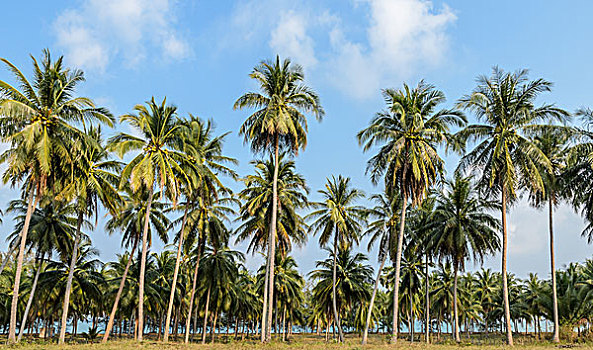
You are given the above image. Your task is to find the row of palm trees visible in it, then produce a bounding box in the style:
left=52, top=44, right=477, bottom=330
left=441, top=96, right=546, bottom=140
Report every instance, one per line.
left=0, top=50, right=592, bottom=346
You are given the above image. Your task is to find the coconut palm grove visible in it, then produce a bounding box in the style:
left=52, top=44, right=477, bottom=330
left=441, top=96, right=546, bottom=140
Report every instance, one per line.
left=2, top=2, right=593, bottom=349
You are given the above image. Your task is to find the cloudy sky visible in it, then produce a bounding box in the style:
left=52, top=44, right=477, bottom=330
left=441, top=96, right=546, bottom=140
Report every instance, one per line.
left=1, top=0, right=592, bottom=279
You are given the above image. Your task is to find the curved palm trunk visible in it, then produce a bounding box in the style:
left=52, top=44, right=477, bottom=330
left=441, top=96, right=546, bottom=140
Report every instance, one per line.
left=201, top=285, right=212, bottom=344
left=0, top=243, right=18, bottom=276
left=362, top=256, right=386, bottom=344
left=392, top=195, right=408, bottom=343
left=332, top=230, right=345, bottom=342
left=184, top=239, right=203, bottom=343
left=265, top=136, right=280, bottom=342
left=501, top=188, right=514, bottom=346
left=17, top=254, right=43, bottom=342
left=548, top=198, right=560, bottom=343
left=102, top=239, right=138, bottom=343
left=425, top=253, right=430, bottom=344
left=453, top=262, right=460, bottom=343
left=163, top=205, right=189, bottom=342
left=8, top=188, right=36, bottom=344
left=137, top=189, right=154, bottom=342
left=58, top=210, right=84, bottom=344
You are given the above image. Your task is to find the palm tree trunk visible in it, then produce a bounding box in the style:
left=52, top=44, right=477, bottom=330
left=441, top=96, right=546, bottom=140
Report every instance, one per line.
left=282, top=304, right=287, bottom=342
left=332, top=230, right=345, bottom=342
left=137, top=189, right=154, bottom=342
left=102, top=239, right=138, bottom=343
left=17, top=254, right=43, bottom=342
left=453, top=262, right=460, bottom=342
left=501, top=188, right=514, bottom=346
left=425, top=252, right=430, bottom=344
left=201, top=285, right=212, bottom=344
left=58, top=209, right=84, bottom=344
left=184, top=239, right=203, bottom=343
left=261, top=258, right=270, bottom=342
left=392, top=194, right=408, bottom=343
left=265, top=135, right=280, bottom=342
left=163, top=205, right=189, bottom=342
left=210, top=308, right=218, bottom=344
left=8, top=188, right=37, bottom=344
left=0, top=243, right=18, bottom=276
left=548, top=198, right=560, bottom=343
left=362, top=256, right=386, bottom=344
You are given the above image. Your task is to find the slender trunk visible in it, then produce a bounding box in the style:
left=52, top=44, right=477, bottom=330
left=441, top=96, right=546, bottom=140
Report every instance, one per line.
left=210, top=308, right=218, bottom=344
left=265, top=136, right=280, bottom=342
left=137, top=189, right=154, bottom=342
left=184, top=240, right=203, bottom=343
left=0, top=243, right=18, bottom=276
left=549, top=198, right=560, bottom=343
left=501, top=188, right=514, bottom=346
left=453, top=262, right=460, bottom=342
left=392, top=195, right=408, bottom=343
left=201, top=285, right=211, bottom=344
left=17, top=255, right=43, bottom=342
left=163, top=205, right=189, bottom=342
left=362, top=256, right=386, bottom=344
left=282, top=304, right=287, bottom=342
left=261, top=258, right=269, bottom=342
left=425, top=253, right=430, bottom=344
left=410, top=284, right=414, bottom=342
left=332, top=230, right=345, bottom=342
left=58, top=209, right=84, bottom=344
left=8, top=188, right=36, bottom=344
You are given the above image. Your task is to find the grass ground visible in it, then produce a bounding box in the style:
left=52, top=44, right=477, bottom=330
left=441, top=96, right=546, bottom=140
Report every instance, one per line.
left=7, top=334, right=593, bottom=349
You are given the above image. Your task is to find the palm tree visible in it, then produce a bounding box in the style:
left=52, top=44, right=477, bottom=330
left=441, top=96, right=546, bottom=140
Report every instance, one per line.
left=56, top=127, right=121, bottom=343
left=234, top=55, right=323, bottom=342
left=457, top=67, right=568, bottom=345
left=0, top=50, right=113, bottom=343
left=108, top=97, right=192, bottom=341
left=358, top=81, right=465, bottom=342
left=236, top=154, right=309, bottom=256
left=428, top=175, right=501, bottom=342
left=162, top=115, right=236, bottom=343
left=307, top=175, right=366, bottom=342
left=361, top=191, right=402, bottom=344
left=101, top=188, right=169, bottom=342
left=528, top=128, right=572, bottom=343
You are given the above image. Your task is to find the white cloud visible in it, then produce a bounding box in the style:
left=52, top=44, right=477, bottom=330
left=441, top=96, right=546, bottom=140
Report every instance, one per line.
left=53, top=0, right=191, bottom=72
left=269, top=11, right=318, bottom=69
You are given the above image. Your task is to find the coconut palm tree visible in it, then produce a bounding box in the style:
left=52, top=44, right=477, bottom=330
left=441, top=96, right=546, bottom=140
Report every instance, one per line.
left=361, top=191, right=402, bottom=344
left=358, top=81, right=465, bottom=342
left=101, top=188, right=169, bottom=342
left=234, top=56, right=323, bottom=342
left=307, top=175, right=366, bottom=342
left=457, top=67, right=568, bottom=345
left=108, top=97, right=192, bottom=341
left=162, top=115, right=236, bottom=343
left=0, top=50, right=113, bottom=343
left=427, top=175, right=501, bottom=342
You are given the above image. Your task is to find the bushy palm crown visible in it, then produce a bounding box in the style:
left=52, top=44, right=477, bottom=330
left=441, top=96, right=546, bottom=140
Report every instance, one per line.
left=308, top=175, right=366, bottom=249
left=428, top=175, right=501, bottom=270
left=365, top=191, right=403, bottom=262
left=236, top=154, right=308, bottom=255
left=234, top=56, right=324, bottom=154
left=457, top=67, right=569, bottom=201
left=358, top=81, right=466, bottom=203
left=0, top=49, right=113, bottom=192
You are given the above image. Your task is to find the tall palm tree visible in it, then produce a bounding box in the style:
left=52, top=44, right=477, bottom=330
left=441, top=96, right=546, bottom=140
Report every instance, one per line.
left=234, top=55, right=323, bottom=342
left=307, top=175, right=366, bottom=342
left=56, top=127, right=121, bottom=344
left=108, top=97, right=192, bottom=341
left=428, top=175, right=501, bottom=342
left=528, top=128, right=571, bottom=343
left=358, top=81, right=465, bottom=342
left=0, top=50, right=113, bottom=343
left=361, top=191, right=402, bottom=344
left=101, top=188, right=169, bottom=343
left=162, top=116, right=236, bottom=343
left=457, top=67, right=568, bottom=345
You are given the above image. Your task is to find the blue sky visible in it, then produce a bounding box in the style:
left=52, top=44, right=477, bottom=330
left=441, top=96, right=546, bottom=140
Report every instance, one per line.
left=1, top=0, right=592, bottom=278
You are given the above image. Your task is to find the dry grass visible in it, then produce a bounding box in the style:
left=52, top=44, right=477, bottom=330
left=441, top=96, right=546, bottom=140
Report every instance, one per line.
left=8, top=333, right=593, bottom=350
